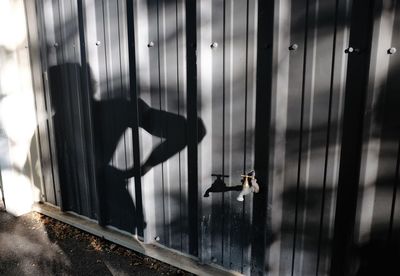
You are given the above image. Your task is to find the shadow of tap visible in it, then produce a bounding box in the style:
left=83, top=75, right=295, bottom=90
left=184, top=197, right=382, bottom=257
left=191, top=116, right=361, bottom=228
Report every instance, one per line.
left=203, top=174, right=242, bottom=197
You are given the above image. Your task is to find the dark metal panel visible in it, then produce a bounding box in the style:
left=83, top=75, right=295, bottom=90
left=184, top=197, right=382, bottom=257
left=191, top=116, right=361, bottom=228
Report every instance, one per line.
left=292, top=0, right=341, bottom=275
left=177, top=0, right=190, bottom=254
left=157, top=0, right=171, bottom=248
left=392, top=1, right=400, bottom=245
left=46, top=0, right=80, bottom=212
left=37, top=0, right=99, bottom=220
left=117, top=0, right=137, bottom=234
left=353, top=0, right=385, bottom=251
left=267, top=0, right=292, bottom=273
left=84, top=0, right=141, bottom=232
left=127, top=0, right=145, bottom=238
left=367, top=1, right=398, bottom=245
left=133, top=0, right=156, bottom=243
left=156, top=0, right=189, bottom=252
left=185, top=0, right=199, bottom=256
left=370, top=0, right=400, bottom=244
left=242, top=0, right=258, bottom=273
left=146, top=0, right=166, bottom=245
left=228, top=0, right=248, bottom=271
left=316, top=0, right=352, bottom=273
left=102, top=0, right=131, bottom=230
left=197, top=0, right=213, bottom=264
left=209, top=0, right=225, bottom=267
left=227, top=0, right=255, bottom=273
left=49, top=0, right=87, bottom=215
left=94, top=0, right=121, bottom=227
left=266, top=1, right=352, bottom=275
left=251, top=0, right=275, bottom=274
left=278, top=0, right=308, bottom=274
left=222, top=3, right=234, bottom=269
left=197, top=0, right=258, bottom=272
left=330, top=0, right=376, bottom=273
left=82, top=0, right=106, bottom=225
left=76, top=0, right=100, bottom=221
left=354, top=1, right=400, bottom=275
left=125, top=0, right=145, bottom=238
left=114, top=0, right=143, bottom=237
left=60, top=0, right=92, bottom=217
left=51, top=0, right=81, bottom=210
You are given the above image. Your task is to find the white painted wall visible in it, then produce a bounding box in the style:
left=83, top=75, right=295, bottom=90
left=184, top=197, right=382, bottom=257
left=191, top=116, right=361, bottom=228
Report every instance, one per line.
left=0, top=0, right=42, bottom=216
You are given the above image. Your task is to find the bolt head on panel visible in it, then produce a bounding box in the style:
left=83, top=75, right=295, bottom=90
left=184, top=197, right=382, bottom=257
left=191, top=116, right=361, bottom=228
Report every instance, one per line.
left=388, top=47, right=397, bottom=54
left=289, top=44, right=298, bottom=51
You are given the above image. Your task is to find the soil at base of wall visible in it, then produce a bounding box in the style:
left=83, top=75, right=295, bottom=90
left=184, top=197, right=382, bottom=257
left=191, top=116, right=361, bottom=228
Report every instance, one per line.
left=0, top=204, right=193, bottom=276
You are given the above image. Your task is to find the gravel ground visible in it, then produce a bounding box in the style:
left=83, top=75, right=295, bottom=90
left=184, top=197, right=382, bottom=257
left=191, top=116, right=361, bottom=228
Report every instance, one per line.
left=0, top=203, right=193, bottom=276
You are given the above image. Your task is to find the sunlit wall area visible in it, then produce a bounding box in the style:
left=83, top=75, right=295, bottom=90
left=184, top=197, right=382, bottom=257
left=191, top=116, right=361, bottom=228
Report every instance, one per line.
left=0, top=0, right=42, bottom=216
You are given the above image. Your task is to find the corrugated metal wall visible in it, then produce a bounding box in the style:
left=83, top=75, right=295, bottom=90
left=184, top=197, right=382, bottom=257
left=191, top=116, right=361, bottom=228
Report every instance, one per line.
left=23, top=0, right=400, bottom=275
left=196, top=0, right=258, bottom=273
left=267, top=0, right=349, bottom=274
left=353, top=0, right=400, bottom=275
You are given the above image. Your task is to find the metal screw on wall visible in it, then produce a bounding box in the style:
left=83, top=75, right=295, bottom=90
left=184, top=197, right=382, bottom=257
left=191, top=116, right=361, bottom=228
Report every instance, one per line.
left=210, top=42, right=218, bottom=49
left=388, top=47, right=397, bottom=54
left=148, top=41, right=155, bottom=48
left=154, top=236, right=160, bottom=241
left=95, top=41, right=101, bottom=46
left=289, top=44, right=298, bottom=51
left=345, top=47, right=360, bottom=54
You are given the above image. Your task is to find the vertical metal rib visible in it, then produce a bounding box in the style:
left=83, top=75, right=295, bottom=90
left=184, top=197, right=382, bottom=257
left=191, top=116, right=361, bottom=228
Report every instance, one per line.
left=221, top=0, right=226, bottom=264
left=291, top=0, right=310, bottom=274
left=240, top=0, right=250, bottom=272
left=315, top=0, right=340, bottom=274
left=185, top=0, right=199, bottom=256
left=126, top=0, right=144, bottom=236
left=175, top=0, right=183, bottom=251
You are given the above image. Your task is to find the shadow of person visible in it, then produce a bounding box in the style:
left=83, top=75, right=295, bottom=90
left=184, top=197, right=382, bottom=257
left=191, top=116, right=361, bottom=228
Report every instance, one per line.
left=48, top=63, right=206, bottom=234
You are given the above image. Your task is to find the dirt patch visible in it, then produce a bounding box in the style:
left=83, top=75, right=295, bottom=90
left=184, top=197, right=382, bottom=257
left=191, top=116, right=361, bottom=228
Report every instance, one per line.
left=0, top=207, right=193, bottom=276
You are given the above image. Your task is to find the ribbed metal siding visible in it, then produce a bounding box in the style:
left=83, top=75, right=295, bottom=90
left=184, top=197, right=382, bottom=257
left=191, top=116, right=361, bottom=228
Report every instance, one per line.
left=196, top=0, right=258, bottom=273
left=33, top=0, right=195, bottom=251
left=25, top=0, right=63, bottom=208
left=132, top=0, right=191, bottom=249
left=354, top=1, right=400, bottom=274
left=24, top=0, right=400, bottom=275
left=37, top=0, right=97, bottom=219
left=82, top=0, right=136, bottom=233
left=267, top=0, right=350, bottom=275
